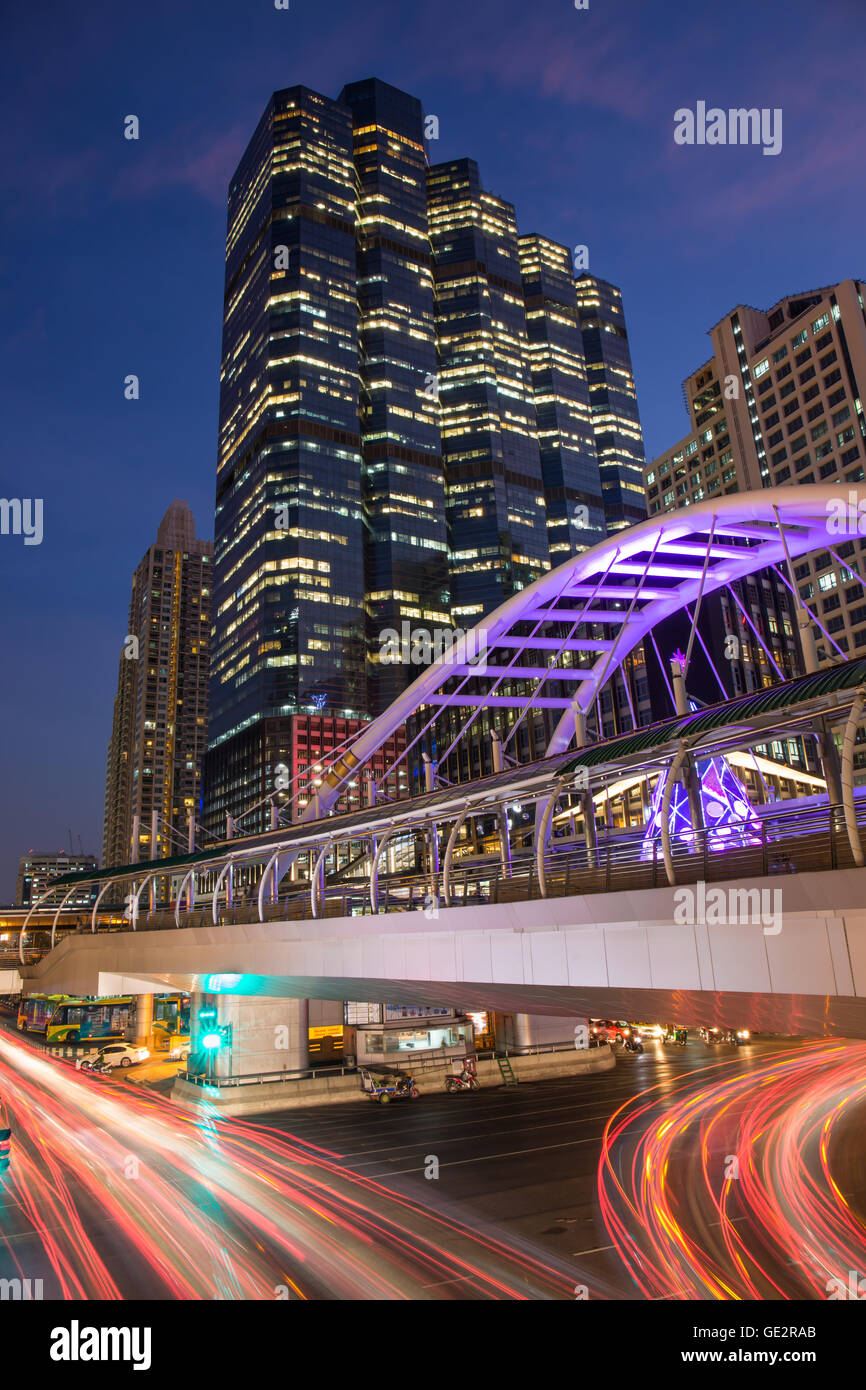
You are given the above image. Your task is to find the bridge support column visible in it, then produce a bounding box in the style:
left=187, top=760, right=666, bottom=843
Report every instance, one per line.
left=816, top=717, right=843, bottom=807
left=509, top=1014, right=581, bottom=1053
left=211, top=996, right=309, bottom=1079
left=683, top=757, right=704, bottom=840
left=131, top=994, right=154, bottom=1049
left=582, top=791, right=598, bottom=869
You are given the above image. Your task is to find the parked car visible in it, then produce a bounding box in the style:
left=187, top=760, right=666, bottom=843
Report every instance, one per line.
left=90, top=1042, right=150, bottom=1069
left=170, top=1042, right=191, bottom=1062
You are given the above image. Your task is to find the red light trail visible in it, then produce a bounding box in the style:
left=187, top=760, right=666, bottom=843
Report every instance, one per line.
left=598, top=1040, right=866, bottom=1299
left=0, top=1032, right=576, bottom=1300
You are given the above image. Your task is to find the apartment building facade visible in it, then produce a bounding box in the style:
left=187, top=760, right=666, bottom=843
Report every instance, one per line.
left=103, top=501, right=212, bottom=867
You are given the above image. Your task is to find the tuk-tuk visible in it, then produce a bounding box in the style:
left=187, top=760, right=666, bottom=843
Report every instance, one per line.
left=360, top=1066, right=420, bottom=1104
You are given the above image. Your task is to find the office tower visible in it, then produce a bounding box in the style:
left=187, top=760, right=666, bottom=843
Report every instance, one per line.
left=518, top=235, right=605, bottom=560
left=427, top=158, right=550, bottom=622
left=103, top=501, right=211, bottom=867
left=645, top=281, right=866, bottom=674
left=205, top=87, right=367, bottom=835
left=205, top=79, right=652, bottom=821
left=339, top=79, right=449, bottom=717
left=15, top=851, right=98, bottom=907
left=576, top=274, right=647, bottom=532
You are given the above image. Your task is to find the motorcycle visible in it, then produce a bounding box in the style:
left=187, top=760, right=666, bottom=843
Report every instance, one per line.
left=445, top=1067, right=480, bottom=1093
left=80, top=1057, right=112, bottom=1076
left=623, top=1031, right=645, bottom=1054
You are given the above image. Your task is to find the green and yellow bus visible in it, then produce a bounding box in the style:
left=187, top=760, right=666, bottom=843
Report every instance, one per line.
left=45, top=996, right=134, bottom=1045
left=152, top=994, right=191, bottom=1052
left=17, top=994, right=64, bottom=1034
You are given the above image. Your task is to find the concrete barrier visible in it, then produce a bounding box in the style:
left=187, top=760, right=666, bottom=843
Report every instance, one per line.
left=170, top=1044, right=615, bottom=1116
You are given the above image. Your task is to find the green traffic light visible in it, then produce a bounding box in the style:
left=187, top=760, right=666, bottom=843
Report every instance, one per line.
left=201, top=1031, right=222, bottom=1049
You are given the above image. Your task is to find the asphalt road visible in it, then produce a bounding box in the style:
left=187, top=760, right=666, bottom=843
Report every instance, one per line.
left=2, top=1030, right=865, bottom=1299
left=252, top=1036, right=865, bottom=1298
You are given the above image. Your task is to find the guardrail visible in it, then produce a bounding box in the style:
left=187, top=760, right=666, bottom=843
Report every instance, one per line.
left=179, top=1063, right=359, bottom=1089
left=273, top=799, right=866, bottom=919
left=178, top=1038, right=607, bottom=1089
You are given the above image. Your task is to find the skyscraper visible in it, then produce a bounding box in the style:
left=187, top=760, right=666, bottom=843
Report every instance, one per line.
left=205, top=78, right=649, bottom=824
left=428, top=158, right=549, bottom=622
left=518, top=235, right=605, bottom=560
left=576, top=274, right=647, bottom=532
left=339, top=79, right=449, bottom=717
left=205, top=87, right=367, bottom=835
left=103, top=500, right=212, bottom=867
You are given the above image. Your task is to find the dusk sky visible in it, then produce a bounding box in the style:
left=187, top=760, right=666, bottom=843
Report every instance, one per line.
left=1, top=0, right=864, bottom=898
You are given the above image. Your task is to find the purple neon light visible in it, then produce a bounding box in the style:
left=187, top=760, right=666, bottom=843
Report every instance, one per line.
left=642, top=755, right=761, bottom=857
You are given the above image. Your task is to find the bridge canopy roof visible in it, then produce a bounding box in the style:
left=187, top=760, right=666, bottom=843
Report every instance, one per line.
left=45, top=654, right=866, bottom=894
left=559, top=657, right=866, bottom=772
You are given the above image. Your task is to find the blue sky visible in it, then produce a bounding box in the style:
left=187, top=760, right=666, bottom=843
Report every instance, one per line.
left=0, top=0, right=864, bottom=897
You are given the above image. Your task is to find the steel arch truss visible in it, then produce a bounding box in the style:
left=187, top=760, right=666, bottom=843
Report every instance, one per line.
left=306, top=486, right=864, bottom=819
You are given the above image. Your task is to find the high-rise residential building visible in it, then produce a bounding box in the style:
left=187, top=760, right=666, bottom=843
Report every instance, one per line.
left=643, top=359, right=801, bottom=704
left=645, top=281, right=866, bottom=678
left=15, top=852, right=98, bottom=907
left=576, top=274, right=647, bottom=532
left=205, top=78, right=649, bottom=825
left=103, top=501, right=212, bottom=867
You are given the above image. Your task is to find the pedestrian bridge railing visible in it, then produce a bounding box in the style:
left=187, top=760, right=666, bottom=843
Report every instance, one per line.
left=15, top=799, right=866, bottom=959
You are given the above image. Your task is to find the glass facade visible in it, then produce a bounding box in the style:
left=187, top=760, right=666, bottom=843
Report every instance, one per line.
left=518, top=235, right=605, bottom=559
left=204, top=80, right=651, bottom=827
left=340, top=79, right=449, bottom=715
left=575, top=274, right=647, bottom=531
left=206, top=88, right=367, bottom=832
left=428, top=158, right=549, bottom=623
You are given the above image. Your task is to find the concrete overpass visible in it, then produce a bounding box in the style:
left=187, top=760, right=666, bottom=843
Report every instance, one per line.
left=15, top=485, right=866, bottom=1083
left=19, top=864, right=866, bottom=1040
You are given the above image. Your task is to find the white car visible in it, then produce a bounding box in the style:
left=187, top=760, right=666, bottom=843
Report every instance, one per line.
left=93, top=1042, right=150, bottom=1069
left=169, top=1042, right=191, bottom=1062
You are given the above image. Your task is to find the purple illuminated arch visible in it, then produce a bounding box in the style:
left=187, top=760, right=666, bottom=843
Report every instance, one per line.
left=304, top=485, right=864, bottom=819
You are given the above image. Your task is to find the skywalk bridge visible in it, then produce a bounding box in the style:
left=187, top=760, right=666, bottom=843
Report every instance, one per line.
left=14, top=487, right=866, bottom=1040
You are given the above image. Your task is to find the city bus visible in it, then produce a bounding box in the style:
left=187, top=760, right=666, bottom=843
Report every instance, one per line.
left=152, top=994, right=191, bottom=1052
left=17, top=994, right=64, bottom=1034
left=45, top=996, right=134, bottom=1045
